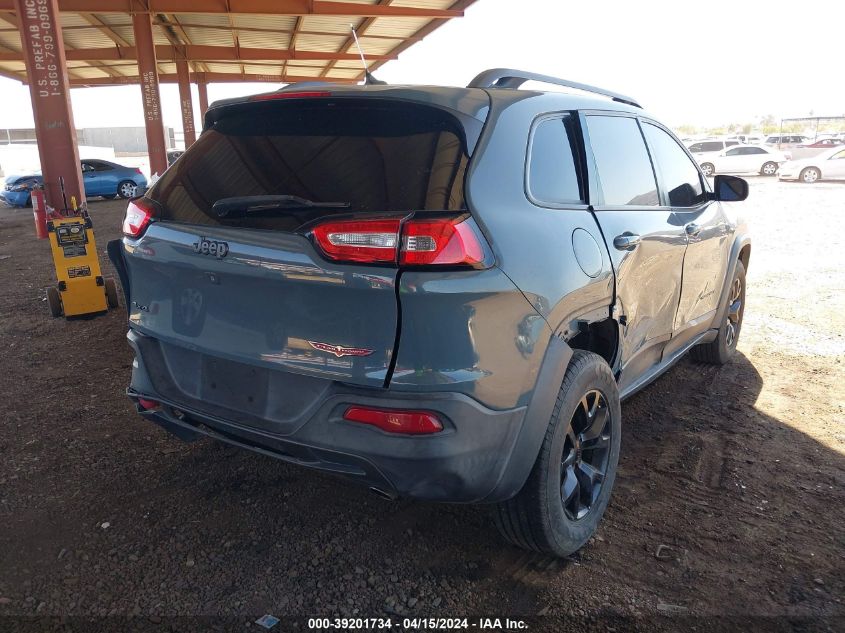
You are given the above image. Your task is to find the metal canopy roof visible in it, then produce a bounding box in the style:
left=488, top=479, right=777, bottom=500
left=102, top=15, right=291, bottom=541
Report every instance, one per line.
left=0, top=0, right=477, bottom=87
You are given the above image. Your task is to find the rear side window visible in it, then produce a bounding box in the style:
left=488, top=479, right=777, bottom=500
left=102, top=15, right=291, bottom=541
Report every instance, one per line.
left=148, top=99, right=469, bottom=231
left=586, top=115, right=658, bottom=206
left=642, top=123, right=706, bottom=207
left=526, top=115, right=583, bottom=205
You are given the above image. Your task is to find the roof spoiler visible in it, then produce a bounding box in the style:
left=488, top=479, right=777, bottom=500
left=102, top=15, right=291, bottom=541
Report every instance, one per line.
left=276, top=81, right=339, bottom=91
left=468, top=68, right=641, bottom=109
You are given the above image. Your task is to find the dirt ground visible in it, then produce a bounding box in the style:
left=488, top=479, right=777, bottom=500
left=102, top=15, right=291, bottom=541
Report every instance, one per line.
left=0, top=179, right=842, bottom=633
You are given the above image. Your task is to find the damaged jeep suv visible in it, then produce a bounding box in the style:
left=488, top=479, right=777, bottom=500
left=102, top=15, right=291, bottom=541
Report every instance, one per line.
left=109, top=69, right=750, bottom=557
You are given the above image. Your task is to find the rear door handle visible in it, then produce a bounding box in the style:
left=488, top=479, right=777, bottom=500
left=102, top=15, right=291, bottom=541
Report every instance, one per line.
left=685, top=223, right=702, bottom=237
left=613, top=233, right=641, bottom=251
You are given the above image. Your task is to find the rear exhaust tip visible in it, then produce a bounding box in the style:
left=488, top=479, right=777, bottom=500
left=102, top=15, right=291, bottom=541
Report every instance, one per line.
left=369, top=486, right=398, bottom=501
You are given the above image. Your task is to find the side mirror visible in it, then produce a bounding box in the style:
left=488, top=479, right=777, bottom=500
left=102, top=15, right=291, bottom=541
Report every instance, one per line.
left=713, top=174, right=748, bottom=202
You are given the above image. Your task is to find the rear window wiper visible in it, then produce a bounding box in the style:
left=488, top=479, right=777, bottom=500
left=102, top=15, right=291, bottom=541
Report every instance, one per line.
left=212, top=195, right=351, bottom=217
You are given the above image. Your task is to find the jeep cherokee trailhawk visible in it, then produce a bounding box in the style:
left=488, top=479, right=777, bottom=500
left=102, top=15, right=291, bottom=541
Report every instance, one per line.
left=109, top=69, right=750, bottom=557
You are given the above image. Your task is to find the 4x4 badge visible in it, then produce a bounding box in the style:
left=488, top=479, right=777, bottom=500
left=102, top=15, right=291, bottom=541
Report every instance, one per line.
left=308, top=341, right=374, bottom=357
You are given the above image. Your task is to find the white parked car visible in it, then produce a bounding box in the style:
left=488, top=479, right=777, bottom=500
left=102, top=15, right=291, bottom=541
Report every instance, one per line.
left=686, top=139, right=741, bottom=156
left=726, top=134, right=765, bottom=145
left=778, top=146, right=845, bottom=183
left=697, top=144, right=789, bottom=177
left=763, top=134, right=811, bottom=150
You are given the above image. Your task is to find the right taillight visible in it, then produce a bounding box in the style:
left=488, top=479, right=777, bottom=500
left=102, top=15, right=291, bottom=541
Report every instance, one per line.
left=343, top=406, right=443, bottom=435
left=310, top=214, right=491, bottom=268
left=122, top=198, right=155, bottom=238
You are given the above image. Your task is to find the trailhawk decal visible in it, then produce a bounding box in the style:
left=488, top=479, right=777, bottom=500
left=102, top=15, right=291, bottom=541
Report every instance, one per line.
left=307, top=341, right=374, bottom=358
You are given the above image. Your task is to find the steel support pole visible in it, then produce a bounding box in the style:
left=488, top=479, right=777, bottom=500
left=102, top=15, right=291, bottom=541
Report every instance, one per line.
left=14, top=0, right=84, bottom=210
left=132, top=11, right=168, bottom=177
left=197, top=75, right=209, bottom=119
left=175, top=59, right=196, bottom=147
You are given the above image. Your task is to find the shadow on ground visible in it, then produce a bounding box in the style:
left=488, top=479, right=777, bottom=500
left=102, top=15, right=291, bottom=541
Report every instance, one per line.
left=0, top=199, right=841, bottom=632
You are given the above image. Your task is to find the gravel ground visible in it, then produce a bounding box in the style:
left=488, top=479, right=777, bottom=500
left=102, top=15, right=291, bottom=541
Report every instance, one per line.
left=0, top=179, right=843, bottom=633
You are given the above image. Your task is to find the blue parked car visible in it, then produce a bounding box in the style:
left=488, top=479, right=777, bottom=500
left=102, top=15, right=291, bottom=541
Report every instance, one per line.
left=1, top=159, right=148, bottom=207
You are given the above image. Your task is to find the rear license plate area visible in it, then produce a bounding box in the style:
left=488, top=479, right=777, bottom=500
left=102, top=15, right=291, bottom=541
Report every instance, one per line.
left=201, top=355, right=269, bottom=416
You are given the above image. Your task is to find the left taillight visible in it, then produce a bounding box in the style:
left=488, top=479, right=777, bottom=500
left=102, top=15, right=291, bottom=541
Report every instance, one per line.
left=400, top=216, right=487, bottom=267
left=310, top=214, right=491, bottom=268
left=122, top=198, right=155, bottom=238
left=311, top=218, right=401, bottom=264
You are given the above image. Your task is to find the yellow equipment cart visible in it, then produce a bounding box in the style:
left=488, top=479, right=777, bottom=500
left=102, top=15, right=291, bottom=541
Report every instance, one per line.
left=45, top=213, right=119, bottom=318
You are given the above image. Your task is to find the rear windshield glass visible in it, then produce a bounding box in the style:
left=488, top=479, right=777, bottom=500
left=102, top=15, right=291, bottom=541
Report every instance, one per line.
left=147, top=99, right=469, bottom=232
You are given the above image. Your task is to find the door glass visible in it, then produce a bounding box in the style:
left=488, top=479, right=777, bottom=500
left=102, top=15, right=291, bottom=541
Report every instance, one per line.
left=642, top=123, right=705, bottom=207
left=586, top=115, right=658, bottom=206
left=526, top=116, right=583, bottom=204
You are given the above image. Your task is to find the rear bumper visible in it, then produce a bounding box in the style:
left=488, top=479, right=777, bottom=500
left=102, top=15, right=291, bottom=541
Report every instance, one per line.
left=131, top=387, right=526, bottom=503
left=126, top=329, right=539, bottom=503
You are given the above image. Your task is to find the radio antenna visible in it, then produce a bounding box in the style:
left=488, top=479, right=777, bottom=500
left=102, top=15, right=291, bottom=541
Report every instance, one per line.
left=350, top=24, right=386, bottom=85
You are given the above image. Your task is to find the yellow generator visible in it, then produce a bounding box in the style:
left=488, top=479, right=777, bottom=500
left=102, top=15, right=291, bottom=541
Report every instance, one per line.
left=45, top=213, right=119, bottom=318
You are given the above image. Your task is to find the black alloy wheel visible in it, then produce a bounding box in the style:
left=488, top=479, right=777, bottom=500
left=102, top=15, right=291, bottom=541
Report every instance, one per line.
left=560, top=390, right=612, bottom=521
left=725, top=275, right=743, bottom=348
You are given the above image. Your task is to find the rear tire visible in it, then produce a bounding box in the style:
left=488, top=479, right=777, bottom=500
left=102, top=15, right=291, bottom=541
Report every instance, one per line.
left=691, top=260, right=746, bottom=365
left=760, top=161, right=778, bottom=176
left=700, top=162, right=715, bottom=177
left=117, top=180, right=137, bottom=199
left=494, top=350, right=621, bottom=557
left=104, top=277, right=119, bottom=309
left=46, top=286, right=62, bottom=317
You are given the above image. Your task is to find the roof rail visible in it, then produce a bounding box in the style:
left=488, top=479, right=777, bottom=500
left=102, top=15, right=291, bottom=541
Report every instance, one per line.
left=468, top=68, right=641, bottom=109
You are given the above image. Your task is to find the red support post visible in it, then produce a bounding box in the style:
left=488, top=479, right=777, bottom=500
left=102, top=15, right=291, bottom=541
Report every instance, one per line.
left=132, top=11, right=168, bottom=177
left=14, top=0, right=85, bottom=211
left=197, top=74, right=209, bottom=118
left=175, top=59, right=196, bottom=148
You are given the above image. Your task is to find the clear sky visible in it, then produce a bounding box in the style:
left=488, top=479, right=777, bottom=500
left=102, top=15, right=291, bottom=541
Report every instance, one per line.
left=0, top=0, right=842, bottom=132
